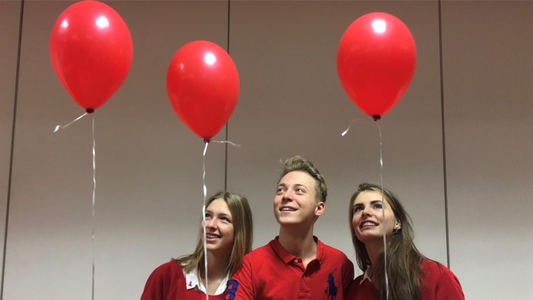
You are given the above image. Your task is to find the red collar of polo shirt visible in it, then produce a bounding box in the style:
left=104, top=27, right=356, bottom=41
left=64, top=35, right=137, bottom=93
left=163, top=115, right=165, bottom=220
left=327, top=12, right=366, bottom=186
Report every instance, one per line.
left=271, top=236, right=324, bottom=265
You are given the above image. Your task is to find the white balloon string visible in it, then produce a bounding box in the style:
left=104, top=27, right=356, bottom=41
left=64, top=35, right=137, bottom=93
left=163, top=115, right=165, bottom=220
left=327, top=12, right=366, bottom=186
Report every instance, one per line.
left=376, top=121, right=389, bottom=300
left=341, top=118, right=372, bottom=136
left=199, top=139, right=236, bottom=299
left=53, top=112, right=88, bottom=132
left=202, top=141, right=209, bottom=300
left=91, top=116, right=96, bottom=300
left=209, top=139, right=241, bottom=148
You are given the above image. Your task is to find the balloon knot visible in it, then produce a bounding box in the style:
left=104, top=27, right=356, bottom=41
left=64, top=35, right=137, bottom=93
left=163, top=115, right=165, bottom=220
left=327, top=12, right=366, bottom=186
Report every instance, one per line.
left=86, top=108, right=95, bottom=114
left=204, top=138, right=211, bottom=143
left=373, top=115, right=381, bottom=121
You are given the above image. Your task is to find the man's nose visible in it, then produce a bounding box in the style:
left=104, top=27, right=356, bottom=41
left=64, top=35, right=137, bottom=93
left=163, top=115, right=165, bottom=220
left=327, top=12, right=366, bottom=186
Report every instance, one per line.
left=282, top=189, right=294, bottom=200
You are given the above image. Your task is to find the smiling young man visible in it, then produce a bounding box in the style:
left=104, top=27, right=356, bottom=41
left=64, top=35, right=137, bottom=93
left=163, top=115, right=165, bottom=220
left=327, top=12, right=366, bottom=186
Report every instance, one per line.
left=228, top=156, right=354, bottom=300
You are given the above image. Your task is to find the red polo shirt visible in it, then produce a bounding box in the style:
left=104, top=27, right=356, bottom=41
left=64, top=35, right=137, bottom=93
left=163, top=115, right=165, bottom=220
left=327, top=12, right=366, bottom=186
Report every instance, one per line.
left=347, top=259, right=464, bottom=300
left=141, top=260, right=228, bottom=300
left=228, top=236, right=354, bottom=300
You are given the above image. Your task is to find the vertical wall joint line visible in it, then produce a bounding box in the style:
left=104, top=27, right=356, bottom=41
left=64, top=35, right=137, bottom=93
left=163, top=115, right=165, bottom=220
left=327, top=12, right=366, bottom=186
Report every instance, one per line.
left=1, top=1, right=25, bottom=299
left=224, top=0, right=231, bottom=191
left=437, top=0, right=451, bottom=269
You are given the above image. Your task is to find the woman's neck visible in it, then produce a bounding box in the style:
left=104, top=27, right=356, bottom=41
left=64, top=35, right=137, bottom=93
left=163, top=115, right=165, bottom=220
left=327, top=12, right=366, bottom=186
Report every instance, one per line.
left=365, top=240, right=384, bottom=268
left=199, top=251, right=230, bottom=295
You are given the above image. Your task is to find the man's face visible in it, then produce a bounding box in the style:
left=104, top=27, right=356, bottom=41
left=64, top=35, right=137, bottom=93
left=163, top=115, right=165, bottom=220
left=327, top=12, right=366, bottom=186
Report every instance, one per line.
left=273, top=171, right=324, bottom=227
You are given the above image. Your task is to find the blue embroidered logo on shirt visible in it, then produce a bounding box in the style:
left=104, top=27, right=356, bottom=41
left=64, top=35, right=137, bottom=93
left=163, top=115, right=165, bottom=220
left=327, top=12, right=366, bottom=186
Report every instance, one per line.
left=326, top=270, right=338, bottom=300
left=226, top=279, right=239, bottom=300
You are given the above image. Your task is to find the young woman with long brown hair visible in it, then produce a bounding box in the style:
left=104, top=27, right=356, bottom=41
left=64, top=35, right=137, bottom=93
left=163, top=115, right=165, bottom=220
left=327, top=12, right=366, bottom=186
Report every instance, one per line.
left=348, top=183, right=464, bottom=300
left=141, top=191, right=253, bottom=300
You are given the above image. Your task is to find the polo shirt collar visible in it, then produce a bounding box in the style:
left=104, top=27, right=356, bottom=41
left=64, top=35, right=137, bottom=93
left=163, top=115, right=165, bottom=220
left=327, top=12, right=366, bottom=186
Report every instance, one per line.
left=183, top=268, right=229, bottom=295
left=359, top=267, right=372, bottom=284
left=271, top=236, right=323, bottom=264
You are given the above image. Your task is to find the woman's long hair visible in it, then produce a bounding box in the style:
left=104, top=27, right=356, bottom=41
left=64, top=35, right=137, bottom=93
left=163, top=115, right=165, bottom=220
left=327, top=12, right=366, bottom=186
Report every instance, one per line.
left=349, top=183, right=426, bottom=300
left=176, top=191, right=253, bottom=278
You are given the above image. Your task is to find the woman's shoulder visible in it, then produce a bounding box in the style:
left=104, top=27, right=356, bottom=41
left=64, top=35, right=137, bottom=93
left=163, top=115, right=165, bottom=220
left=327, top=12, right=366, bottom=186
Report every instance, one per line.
left=141, top=260, right=184, bottom=300
left=150, top=260, right=183, bottom=277
left=421, top=259, right=454, bottom=277
left=157, top=259, right=181, bottom=269
left=420, top=259, right=465, bottom=299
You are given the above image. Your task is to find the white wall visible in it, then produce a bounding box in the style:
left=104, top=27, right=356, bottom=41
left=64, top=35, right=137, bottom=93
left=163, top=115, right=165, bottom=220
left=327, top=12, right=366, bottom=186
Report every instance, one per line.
left=1, top=1, right=531, bottom=299
left=441, top=1, right=533, bottom=298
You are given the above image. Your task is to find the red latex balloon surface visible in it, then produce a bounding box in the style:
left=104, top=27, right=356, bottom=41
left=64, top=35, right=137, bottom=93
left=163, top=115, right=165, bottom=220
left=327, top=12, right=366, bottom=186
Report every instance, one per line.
left=337, top=12, right=417, bottom=120
left=50, top=0, right=133, bottom=112
left=167, top=41, right=240, bottom=140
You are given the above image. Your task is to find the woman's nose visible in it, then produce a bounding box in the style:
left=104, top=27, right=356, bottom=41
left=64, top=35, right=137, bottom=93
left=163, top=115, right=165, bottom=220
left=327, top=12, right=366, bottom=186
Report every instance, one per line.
left=362, top=206, right=372, bottom=216
left=205, top=218, right=216, bottom=228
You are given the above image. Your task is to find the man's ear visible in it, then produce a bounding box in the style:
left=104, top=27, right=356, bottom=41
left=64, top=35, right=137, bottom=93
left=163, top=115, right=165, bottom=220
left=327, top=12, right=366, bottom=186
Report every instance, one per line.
left=315, top=202, right=325, bottom=217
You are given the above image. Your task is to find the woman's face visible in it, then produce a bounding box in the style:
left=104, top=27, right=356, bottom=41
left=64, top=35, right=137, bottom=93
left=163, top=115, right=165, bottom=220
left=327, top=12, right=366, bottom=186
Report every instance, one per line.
left=203, top=198, right=235, bottom=254
left=351, top=190, right=399, bottom=244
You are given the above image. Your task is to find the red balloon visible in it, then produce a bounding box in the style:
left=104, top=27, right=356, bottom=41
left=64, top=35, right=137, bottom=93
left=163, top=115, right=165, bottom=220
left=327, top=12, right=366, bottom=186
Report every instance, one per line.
left=50, top=0, right=133, bottom=112
left=167, top=41, right=240, bottom=140
left=337, top=12, right=416, bottom=120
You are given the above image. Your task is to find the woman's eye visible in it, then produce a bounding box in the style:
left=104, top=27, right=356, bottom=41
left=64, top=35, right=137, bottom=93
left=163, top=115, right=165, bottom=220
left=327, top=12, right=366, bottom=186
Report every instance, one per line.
left=373, top=203, right=383, bottom=209
left=276, top=188, right=284, bottom=194
left=222, top=217, right=231, bottom=222
left=205, top=213, right=212, bottom=219
left=353, top=206, right=362, bottom=213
